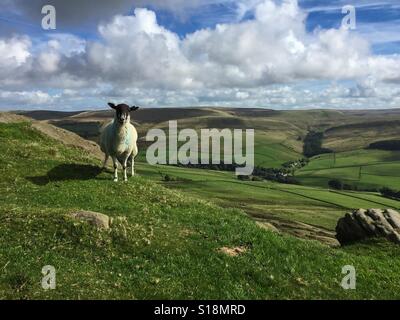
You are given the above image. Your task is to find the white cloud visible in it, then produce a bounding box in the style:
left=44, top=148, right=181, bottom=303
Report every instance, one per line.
left=85, top=0, right=400, bottom=90
left=46, top=34, right=86, bottom=57
left=0, top=36, right=32, bottom=83
left=87, top=9, right=194, bottom=90
left=0, top=0, right=400, bottom=110
left=0, top=36, right=31, bottom=67
left=0, top=90, right=54, bottom=105
left=38, top=51, right=60, bottom=73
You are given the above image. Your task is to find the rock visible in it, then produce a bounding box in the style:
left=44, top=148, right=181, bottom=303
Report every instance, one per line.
left=336, top=209, right=400, bottom=245
left=70, top=210, right=111, bottom=230
left=384, top=209, right=400, bottom=229
left=353, top=209, right=376, bottom=236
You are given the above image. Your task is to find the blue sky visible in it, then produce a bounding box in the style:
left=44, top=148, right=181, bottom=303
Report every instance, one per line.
left=4, top=0, right=397, bottom=48
left=0, top=0, right=399, bottom=110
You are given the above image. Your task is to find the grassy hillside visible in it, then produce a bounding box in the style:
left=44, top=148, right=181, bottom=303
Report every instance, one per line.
left=323, top=120, right=400, bottom=152
left=2, top=121, right=400, bottom=299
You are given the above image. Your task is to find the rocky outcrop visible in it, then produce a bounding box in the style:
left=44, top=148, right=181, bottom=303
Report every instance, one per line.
left=336, top=209, right=400, bottom=245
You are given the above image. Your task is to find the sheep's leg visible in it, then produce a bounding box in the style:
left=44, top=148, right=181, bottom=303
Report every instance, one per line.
left=102, top=154, right=109, bottom=170
left=131, top=155, right=135, bottom=177
left=112, top=156, right=118, bottom=182
left=123, top=158, right=128, bottom=182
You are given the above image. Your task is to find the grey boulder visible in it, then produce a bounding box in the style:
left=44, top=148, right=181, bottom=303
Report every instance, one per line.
left=336, top=209, right=400, bottom=245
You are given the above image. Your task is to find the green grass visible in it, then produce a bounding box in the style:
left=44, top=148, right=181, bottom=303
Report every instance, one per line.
left=2, top=122, right=400, bottom=299
left=296, top=150, right=400, bottom=190
left=253, top=139, right=301, bottom=168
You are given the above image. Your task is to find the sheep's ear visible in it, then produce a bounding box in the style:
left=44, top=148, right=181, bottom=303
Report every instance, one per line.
left=108, top=103, right=116, bottom=109
left=130, top=106, right=139, bottom=112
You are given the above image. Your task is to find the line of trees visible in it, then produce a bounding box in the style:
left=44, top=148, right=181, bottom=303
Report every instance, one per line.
left=327, top=179, right=379, bottom=192
left=328, top=179, right=359, bottom=191
left=380, top=187, right=400, bottom=200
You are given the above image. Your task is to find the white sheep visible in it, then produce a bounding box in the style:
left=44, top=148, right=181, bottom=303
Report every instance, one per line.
left=100, top=103, right=139, bottom=182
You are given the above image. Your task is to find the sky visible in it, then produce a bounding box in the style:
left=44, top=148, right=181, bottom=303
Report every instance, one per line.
left=0, top=0, right=399, bottom=111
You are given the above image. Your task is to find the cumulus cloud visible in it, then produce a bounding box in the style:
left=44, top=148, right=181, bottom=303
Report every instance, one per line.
left=0, top=0, right=400, bottom=109
left=0, top=36, right=32, bottom=82
left=82, top=1, right=400, bottom=89
left=0, top=90, right=54, bottom=105
left=0, top=36, right=31, bottom=66
left=87, top=9, right=195, bottom=89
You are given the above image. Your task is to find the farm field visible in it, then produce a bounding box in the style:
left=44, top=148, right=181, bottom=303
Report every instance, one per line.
left=296, top=149, right=400, bottom=190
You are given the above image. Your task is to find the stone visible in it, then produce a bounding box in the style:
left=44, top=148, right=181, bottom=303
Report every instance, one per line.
left=365, top=209, right=394, bottom=235
left=353, top=209, right=376, bottom=236
left=336, top=209, right=400, bottom=245
left=70, top=210, right=111, bottom=230
left=384, top=209, right=400, bottom=229
left=336, top=212, right=366, bottom=244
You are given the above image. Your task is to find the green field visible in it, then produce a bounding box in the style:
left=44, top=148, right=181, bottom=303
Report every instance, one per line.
left=2, top=121, right=400, bottom=299
left=296, top=150, right=400, bottom=190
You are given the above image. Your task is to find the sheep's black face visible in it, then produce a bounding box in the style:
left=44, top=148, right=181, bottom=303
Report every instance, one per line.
left=108, top=103, right=139, bottom=124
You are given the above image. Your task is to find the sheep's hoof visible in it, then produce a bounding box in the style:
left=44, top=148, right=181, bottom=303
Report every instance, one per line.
left=113, top=178, right=118, bottom=182
left=124, top=178, right=128, bottom=182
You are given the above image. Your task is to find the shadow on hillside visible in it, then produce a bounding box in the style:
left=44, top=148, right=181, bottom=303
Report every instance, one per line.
left=27, top=164, right=103, bottom=186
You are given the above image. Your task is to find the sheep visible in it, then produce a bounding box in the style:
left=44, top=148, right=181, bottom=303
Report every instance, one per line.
left=100, top=103, right=139, bottom=182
